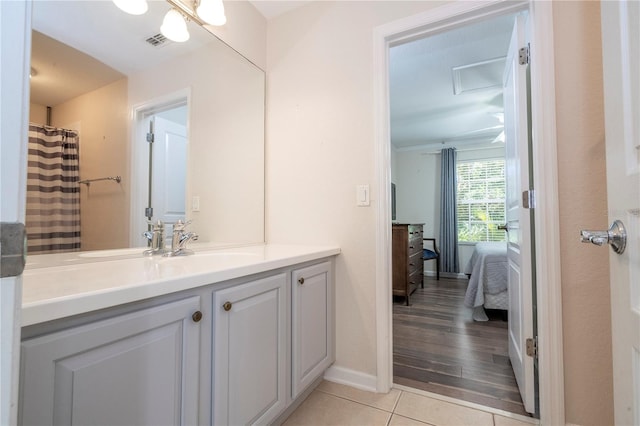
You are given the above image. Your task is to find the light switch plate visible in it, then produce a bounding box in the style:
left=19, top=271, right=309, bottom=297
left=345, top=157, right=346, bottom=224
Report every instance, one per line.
left=356, top=185, right=370, bottom=206
left=192, top=196, right=200, bottom=212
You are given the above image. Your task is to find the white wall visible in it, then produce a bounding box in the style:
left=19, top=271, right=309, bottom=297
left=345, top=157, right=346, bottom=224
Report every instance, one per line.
left=266, top=0, right=446, bottom=378
left=128, top=37, right=265, bottom=245
left=266, top=1, right=613, bottom=423
left=393, top=146, right=504, bottom=275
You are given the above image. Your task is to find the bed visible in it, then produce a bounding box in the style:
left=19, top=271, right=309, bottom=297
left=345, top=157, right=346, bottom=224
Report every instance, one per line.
left=463, top=242, right=508, bottom=321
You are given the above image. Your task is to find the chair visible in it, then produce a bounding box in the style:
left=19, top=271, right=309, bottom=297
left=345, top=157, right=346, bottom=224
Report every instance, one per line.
left=423, top=238, right=440, bottom=282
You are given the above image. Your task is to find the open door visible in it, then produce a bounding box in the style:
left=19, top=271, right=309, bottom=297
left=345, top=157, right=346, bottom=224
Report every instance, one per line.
left=150, top=115, right=187, bottom=225
left=597, top=1, right=640, bottom=424
left=503, top=12, right=536, bottom=414
left=0, top=2, right=31, bottom=424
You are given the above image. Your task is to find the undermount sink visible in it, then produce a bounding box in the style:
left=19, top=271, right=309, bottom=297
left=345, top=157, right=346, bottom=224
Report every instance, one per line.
left=25, top=244, right=267, bottom=271
left=78, top=248, right=145, bottom=258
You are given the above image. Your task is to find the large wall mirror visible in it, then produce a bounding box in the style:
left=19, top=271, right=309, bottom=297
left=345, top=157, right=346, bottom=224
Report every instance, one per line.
left=28, top=0, right=265, bottom=254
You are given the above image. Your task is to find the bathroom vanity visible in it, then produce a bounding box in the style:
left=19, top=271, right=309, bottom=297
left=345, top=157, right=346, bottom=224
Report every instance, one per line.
left=19, top=244, right=339, bottom=425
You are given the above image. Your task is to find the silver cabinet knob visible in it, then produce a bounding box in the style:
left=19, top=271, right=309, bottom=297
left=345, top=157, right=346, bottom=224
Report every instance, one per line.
left=580, top=220, right=627, bottom=254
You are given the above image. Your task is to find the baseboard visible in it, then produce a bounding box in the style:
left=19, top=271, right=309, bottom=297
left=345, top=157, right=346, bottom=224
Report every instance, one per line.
left=323, top=365, right=377, bottom=393
left=423, top=271, right=467, bottom=279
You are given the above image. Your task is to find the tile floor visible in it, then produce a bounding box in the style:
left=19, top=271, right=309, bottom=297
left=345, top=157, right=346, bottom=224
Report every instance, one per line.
left=283, top=381, right=538, bottom=426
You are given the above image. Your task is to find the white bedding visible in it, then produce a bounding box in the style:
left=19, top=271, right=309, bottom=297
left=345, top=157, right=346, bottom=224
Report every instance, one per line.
left=463, top=242, right=508, bottom=320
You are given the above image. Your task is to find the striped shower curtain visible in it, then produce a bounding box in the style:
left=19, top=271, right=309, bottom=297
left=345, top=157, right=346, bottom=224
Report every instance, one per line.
left=439, top=147, right=459, bottom=273
left=26, top=124, right=81, bottom=254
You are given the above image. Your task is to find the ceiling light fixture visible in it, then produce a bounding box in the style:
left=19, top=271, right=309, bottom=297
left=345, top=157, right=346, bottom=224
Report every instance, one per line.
left=196, top=0, right=226, bottom=26
left=112, top=0, right=149, bottom=15
left=113, top=0, right=227, bottom=44
left=161, top=9, right=190, bottom=42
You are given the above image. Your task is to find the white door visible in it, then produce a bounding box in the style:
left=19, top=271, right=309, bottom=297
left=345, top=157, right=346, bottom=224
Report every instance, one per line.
left=0, top=1, right=31, bottom=425
left=600, top=1, right=640, bottom=424
left=503, top=13, right=535, bottom=414
left=292, top=261, right=333, bottom=398
left=151, top=115, right=187, bottom=225
left=213, top=274, right=287, bottom=425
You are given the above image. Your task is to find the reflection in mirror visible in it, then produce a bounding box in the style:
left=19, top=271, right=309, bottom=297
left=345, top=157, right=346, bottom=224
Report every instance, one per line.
left=27, top=0, right=265, bottom=255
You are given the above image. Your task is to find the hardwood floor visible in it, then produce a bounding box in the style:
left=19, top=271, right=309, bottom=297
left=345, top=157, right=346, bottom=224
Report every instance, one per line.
left=392, top=276, right=530, bottom=416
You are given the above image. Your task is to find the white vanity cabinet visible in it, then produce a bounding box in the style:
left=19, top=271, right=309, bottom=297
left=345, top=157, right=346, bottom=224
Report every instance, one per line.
left=20, top=247, right=339, bottom=426
left=19, top=296, right=202, bottom=426
left=291, top=261, right=334, bottom=398
left=212, top=273, right=288, bottom=425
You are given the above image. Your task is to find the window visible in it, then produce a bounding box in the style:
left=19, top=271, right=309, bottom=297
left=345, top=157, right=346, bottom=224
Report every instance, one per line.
left=456, top=159, right=506, bottom=242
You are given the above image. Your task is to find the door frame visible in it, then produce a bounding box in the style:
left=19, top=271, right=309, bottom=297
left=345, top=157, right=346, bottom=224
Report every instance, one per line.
left=130, top=90, right=190, bottom=247
left=0, top=1, right=32, bottom=424
left=373, top=1, right=564, bottom=424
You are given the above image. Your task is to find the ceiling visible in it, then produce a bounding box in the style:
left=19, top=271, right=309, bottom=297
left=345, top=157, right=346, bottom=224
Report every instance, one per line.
left=389, top=13, right=517, bottom=150
left=30, top=0, right=216, bottom=106
left=29, top=0, right=305, bottom=107
left=248, top=1, right=311, bottom=20
left=31, top=0, right=516, bottom=144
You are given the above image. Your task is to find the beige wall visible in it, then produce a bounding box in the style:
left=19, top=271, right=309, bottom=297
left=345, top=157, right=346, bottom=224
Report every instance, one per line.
left=52, top=78, right=130, bottom=251
left=266, top=0, right=613, bottom=423
left=267, top=0, right=445, bottom=378
left=29, top=102, right=47, bottom=125
left=553, top=1, right=613, bottom=425
left=127, top=38, right=265, bottom=246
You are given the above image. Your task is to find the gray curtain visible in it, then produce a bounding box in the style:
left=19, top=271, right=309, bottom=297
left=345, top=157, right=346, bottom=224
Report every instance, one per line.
left=26, top=124, right=81, bottom=253
left=439, top=148, right=459, bottom=273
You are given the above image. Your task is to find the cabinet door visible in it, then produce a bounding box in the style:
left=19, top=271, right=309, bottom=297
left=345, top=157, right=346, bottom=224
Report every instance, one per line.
left=20, top=296, right=201, bottom=426
left=212, top=274, right=287, bottom=426
left=292, top=261, right=334, bottom=398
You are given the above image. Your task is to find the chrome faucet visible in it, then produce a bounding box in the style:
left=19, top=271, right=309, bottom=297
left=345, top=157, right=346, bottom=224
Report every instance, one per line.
left=143, top=220, right=165, bottom=255
left=164, top=220, right=198, bottom=257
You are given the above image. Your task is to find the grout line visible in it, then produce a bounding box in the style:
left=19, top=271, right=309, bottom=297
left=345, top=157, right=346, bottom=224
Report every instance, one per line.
left=390, top=412, right=438, bottom=426
left=314, top=388, right=394, bottom=414
left=385, top=411, right=393, bottom=426
left=391, top=390, right=403, bottom=413
left=393, top=384, right=539, bottom=424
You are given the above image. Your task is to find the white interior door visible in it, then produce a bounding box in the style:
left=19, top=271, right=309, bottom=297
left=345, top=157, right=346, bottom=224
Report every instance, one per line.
left=151, top=115, right=187, bottom=225
left=600, top=1, right=640, bottom=424
left=503, top=13, right=535, bottom=414
left=0, top=2, right=31, bottom=425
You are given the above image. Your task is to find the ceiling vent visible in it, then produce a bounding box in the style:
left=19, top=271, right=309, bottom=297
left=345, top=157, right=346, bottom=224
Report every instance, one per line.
left=452, top=57, right=506, bottom=95
left=145, top=33, right=169, bottom=48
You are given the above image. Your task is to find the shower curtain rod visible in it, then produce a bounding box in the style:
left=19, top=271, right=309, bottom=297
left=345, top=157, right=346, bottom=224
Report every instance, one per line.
left=78, top=176, right=122, bottom=186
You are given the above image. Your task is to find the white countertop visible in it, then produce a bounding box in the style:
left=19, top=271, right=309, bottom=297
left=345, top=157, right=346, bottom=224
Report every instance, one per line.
left=22, top=244, right=340, bottom=327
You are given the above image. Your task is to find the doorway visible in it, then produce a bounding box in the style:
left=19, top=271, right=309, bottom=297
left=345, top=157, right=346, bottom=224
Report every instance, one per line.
left=373, top=1, right=564, bottom=424
left=388, top=11, right=534, bottom=417
left=130, top=96, right=189, bottom=247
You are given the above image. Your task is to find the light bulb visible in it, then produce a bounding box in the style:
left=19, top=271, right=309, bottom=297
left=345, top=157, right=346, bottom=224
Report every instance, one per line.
left=161, top=9, right=190, bottom=42
left=196, top=0, right=226, bottom=26
left=112, top=0, right=148, bottom=15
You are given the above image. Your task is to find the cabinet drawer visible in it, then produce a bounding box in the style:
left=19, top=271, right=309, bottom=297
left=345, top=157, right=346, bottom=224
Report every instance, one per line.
left=408, top=226, right=423, bottom=241
left=408, top=251, right=422, bottom=272
left=408, top=240, right=422, bottom=257
left=408, top=270, right=422, bottom=288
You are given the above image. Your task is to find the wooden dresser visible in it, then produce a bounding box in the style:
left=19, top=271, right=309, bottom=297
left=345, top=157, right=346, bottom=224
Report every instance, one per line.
left=392, top=223, right=424, bottom=305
